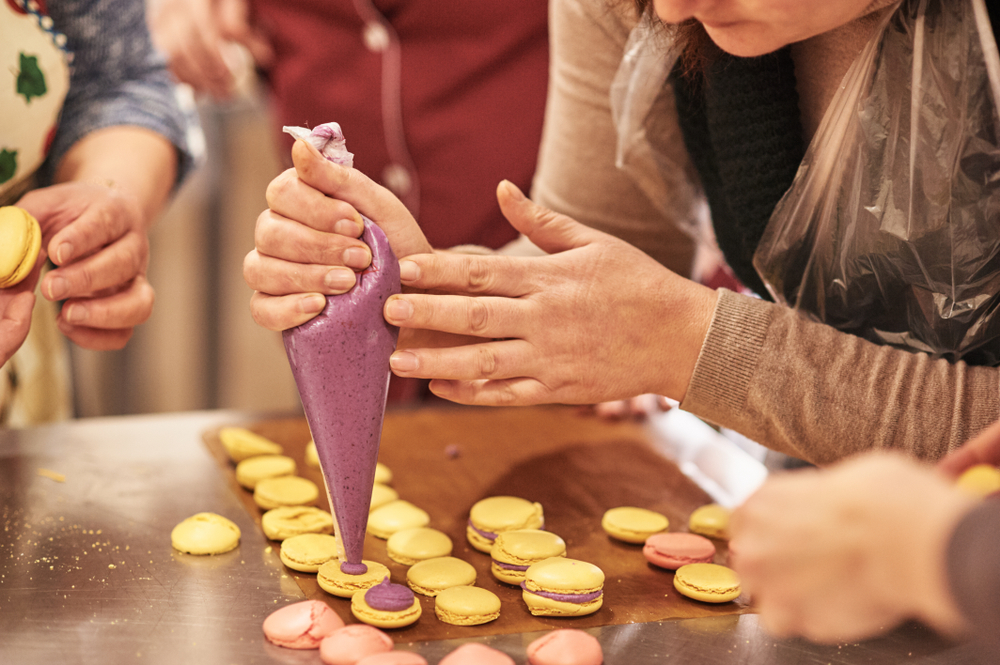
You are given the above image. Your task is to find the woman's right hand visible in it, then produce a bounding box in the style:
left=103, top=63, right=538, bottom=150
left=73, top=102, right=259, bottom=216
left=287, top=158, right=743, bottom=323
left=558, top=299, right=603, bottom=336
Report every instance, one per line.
left=245, top=139, right=432, bottom=332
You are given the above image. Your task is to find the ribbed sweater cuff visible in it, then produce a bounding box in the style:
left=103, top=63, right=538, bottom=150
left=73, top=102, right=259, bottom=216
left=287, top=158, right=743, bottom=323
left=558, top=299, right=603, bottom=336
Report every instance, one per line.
left=681, top=289, right=773, bottom=423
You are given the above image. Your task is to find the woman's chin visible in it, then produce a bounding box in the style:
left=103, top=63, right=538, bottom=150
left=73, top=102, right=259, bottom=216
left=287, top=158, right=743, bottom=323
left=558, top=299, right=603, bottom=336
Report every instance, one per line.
left=702, top=25, right=787, bottom=58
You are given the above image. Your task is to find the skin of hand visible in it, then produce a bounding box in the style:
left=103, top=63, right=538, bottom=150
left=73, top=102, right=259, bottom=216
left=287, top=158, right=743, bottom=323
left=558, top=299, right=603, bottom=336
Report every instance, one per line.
left=148, top=0, right=273, bottom=99
left=937, top=418, right=1000, bottom=477
left=383, top=181, right=718, bottom=407
left=246, top=138, right=434, bottom=331
left=730, top=451, right=975, bottom=644
left=0, top=259, right=43, bottom=365
left=10, top=126, right=177, bottom=351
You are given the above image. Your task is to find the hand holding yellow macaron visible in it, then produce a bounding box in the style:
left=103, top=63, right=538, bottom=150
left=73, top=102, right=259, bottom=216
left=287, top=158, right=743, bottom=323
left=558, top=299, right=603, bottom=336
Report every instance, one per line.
left=0, top=206, right=43, bottom=365
left=730, top=452, right=974, bottom=644
left=8, top=182, right=155, bottom=353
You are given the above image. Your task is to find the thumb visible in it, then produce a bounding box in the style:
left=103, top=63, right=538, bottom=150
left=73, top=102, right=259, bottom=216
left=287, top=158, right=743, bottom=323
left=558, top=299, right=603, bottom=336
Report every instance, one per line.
left=496, top=180, right=599, bottom=254
left=291, top=139, right=433, bottom=259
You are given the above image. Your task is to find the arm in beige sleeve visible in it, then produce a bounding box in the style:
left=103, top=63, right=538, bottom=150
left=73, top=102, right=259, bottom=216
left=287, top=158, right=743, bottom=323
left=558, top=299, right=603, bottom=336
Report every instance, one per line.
left=682, top=290, right=1000, bottom=465
left=532, top=0, right=696, bottom=276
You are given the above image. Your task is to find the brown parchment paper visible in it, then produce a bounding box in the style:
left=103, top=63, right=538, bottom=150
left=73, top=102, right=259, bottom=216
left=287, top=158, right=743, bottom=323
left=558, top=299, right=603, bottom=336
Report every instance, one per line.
left=203, top=405, right=751, bottom=642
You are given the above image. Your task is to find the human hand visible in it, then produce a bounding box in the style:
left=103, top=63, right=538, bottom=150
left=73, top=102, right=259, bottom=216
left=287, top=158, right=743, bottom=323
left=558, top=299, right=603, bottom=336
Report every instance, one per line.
left=16, top=183, right=155, bottom=351
left=730, top=452, right=974, bottom=644
left=937, top=419, right=1000, bottom=478
left=246, top=138, right=433, bottom=331
left=381, top=181, right=717, bottom=407
left=148, top=0, right=273, bottom=99
left=0, top=285, right=38, bottom=366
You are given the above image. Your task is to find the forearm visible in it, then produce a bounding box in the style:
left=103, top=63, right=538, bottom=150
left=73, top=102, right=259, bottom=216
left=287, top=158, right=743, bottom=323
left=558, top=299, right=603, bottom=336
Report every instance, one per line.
left=683, top=290, right=1000, bottom=464
left=53, top=126, right=177, bottom=228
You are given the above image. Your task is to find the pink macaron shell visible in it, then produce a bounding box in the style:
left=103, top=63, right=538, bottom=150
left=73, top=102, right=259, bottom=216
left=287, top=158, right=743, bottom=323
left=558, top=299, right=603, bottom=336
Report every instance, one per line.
left=320, top=624, right=394, bottom=665
left=355, top=651, right=428, bottom=665
left=643, top=532, right=716, bottom=570
left=439, top=643, right=516, bottom=665
left=263, top=600, right=345, bottom=649
left=527, top=629, right=603, bottom=665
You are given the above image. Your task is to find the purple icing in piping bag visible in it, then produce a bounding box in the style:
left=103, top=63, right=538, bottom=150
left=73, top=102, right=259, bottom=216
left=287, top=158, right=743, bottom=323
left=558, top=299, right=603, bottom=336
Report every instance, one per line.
left=282, top=123, right=400, bottom=576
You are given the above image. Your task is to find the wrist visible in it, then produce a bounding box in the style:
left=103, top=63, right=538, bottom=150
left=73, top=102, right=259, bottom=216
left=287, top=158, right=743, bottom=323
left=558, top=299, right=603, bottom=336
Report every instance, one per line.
left=656, top=278, right=718, bottom=401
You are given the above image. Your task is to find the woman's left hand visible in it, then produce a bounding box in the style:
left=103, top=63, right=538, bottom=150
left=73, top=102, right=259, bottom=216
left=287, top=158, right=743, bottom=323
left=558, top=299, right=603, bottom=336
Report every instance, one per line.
left=730, top=452, right=973, bottom=644
left=383, top=181, right=717, bottom=407
left=17, top=182, right=155, bottom=350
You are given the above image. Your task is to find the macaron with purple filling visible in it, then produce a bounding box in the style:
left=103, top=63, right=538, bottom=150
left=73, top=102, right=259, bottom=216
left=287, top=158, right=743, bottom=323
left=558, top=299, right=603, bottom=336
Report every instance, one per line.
left=521, top=557, right=604, bottom=617
left=491, top=529, right=566, bottom=585
left=467, top=496, right=544, bottom=553
left=351, top=577, right=422, bottom=628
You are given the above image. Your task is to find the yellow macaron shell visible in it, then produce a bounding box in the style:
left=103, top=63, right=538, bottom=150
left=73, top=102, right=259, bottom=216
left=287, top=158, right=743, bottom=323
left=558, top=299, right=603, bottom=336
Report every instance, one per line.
left=490, top=529, right=566, bottom=585
left=254, top=475, right=319, bottom=510
left=171, top=512, right=241, bottom=555
left=351, top=586, right=422, bottom=629
left=673, top=563, right=741, bottom=603
left=368, top=500, right=430, bottom=539
left=0, top=206, right=41, bottom=289
left=261, top=506, right=334, bottom=541
left=434, top=585, right=501, bottom=626
left=467, top=496, right=544, bottom=553
left=218, top=426, right=283, bottom=462
left=522, top=557, right=604, bottom=617
left=369, top=483, right=399, bottom=511
left=235, top=454, right=296, bottom=489
left=601, top=506, right=669, bottom=543
left=317, top=560, right=391, bottom=598
left=279, top=533, right=340, bottom=573
left=406, top=556, right=477, bottom=597
left=689, top=504, right=731, bottom=539
left=386, top=527, right=453, bottom=565
left=956, top=464, right=1000, bottom=498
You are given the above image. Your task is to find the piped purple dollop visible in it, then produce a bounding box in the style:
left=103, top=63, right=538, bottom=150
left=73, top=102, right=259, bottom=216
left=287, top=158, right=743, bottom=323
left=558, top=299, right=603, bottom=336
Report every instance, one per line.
left=365, top=577, right=415, bottom=612
left=341, top=561, right=369, bottom=576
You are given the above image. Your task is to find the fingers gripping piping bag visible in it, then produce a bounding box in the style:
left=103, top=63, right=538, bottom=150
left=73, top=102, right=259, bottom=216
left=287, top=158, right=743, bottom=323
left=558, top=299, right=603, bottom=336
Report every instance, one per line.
left=282, top=122, right=401, bottom=576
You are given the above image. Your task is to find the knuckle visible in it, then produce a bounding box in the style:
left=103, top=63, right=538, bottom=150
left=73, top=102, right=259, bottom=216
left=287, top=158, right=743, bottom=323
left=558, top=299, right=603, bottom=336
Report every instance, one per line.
left=466, top=299, right=492, bottom=336
left=474, top=345, right=500, bottom=378
left=464, top=257, right=493, bottom=292
left=265, top=169, right=297, bottom=206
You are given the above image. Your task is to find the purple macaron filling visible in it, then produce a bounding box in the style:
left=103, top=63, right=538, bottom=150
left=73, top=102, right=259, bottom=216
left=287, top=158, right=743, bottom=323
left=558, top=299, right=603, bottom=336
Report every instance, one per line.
left=365, top=577, right=415, bottom=612
left=493, top=561, right=530, bottom=571
left=468, top=520, right=546, bottom=543
left=520, top=582, right=603, bottom=604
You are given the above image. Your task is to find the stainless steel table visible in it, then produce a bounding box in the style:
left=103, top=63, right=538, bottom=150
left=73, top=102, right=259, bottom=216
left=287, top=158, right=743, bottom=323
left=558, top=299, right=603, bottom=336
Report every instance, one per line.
left=0, top=411, right=986, bottom=664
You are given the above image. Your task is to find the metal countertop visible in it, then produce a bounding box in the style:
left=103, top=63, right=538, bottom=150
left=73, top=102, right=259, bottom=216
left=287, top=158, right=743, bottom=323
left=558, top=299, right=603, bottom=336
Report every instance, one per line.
left=0, top=410, right=986, bottom=664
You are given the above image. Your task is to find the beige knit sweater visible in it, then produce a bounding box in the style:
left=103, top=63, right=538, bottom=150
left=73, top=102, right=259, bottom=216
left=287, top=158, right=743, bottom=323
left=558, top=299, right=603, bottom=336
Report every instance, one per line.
left=530, top=0, right=1000, bottom=465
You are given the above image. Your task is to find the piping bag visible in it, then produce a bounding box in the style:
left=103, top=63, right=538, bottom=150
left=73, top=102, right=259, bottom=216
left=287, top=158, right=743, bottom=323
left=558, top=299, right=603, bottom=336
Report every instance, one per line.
left=281, top=122, right=401, bottom=575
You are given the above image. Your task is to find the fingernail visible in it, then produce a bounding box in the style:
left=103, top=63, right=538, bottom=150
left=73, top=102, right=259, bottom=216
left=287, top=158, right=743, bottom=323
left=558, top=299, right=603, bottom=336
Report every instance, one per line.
left=502, top=180, right=525, bottom=201
left=55, top=242, right=74, bottom=265
left=300, top=294, right=326, bottom=314
left=334, top=219, right=362, bottom=236
left=64, top=304, right=86, bottom=323
left=399, top=260, right=420, bottom=283
left=47, top=276, right=68, bottom=300
left=324, top=268, right=356, bottom=291
left=385, top=297, right=412, bottom=321
left=389, top=351, right=418, bottom=372
left=342, top=247, right=371, bottom=270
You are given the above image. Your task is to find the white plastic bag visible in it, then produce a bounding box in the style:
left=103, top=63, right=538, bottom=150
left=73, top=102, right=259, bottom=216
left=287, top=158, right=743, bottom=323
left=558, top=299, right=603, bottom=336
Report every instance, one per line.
left=754, top=0, right=1000, bottom=364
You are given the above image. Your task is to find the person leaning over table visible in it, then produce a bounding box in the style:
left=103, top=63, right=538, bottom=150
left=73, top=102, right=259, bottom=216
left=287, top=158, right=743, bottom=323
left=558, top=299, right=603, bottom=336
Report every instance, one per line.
left=243, top=0, right=1000, bottom=464
left=728, top=419, right=1000, bottom=657
left=0, top=0, right=195, bottom=425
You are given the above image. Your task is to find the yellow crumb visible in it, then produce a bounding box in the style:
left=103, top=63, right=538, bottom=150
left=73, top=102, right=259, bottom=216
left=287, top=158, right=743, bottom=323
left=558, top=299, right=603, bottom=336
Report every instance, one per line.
left=37, top=468, right=66, bottom=483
